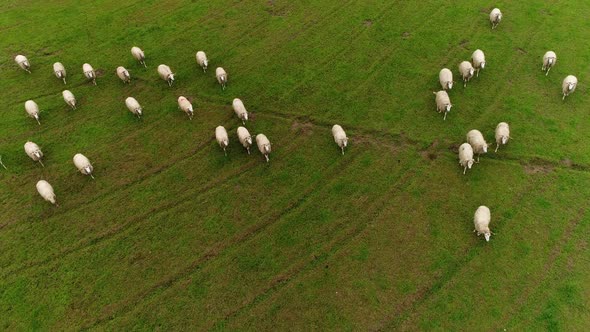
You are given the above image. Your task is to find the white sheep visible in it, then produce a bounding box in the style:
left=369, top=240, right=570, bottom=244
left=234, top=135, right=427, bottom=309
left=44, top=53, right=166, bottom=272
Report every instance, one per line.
left=542, top=51, right=556, bottom=76
left=439, top=68, right=453, bottom=90
left=73, top=153, right=94, bottom=179
left=332, top=124, right=348, bottom=155
left=15, top=55, right=31, bottom=73
left=36, top=180, right=58, bottom=206
left=433, top=90, right=452, bottom=120
left=177, top=96, right=194, bottom=120
left=216, top=67, right=227, bottom=90
left=53, top=62, right=67, bottom=84
left=196, top=51, right=208, bottom=72
left=562, top=75, right=578, bottom=100
left=62, top=90, right=77, bottom=110
left=466, top=129, right=488, bottom=162
left=116, top=66, right=131, bottom=83
left=237, top=126, right=253, bottom=154
left=215, top=126, right=229, bottom=156
left=82, top=63, right=97, bottom=85
left=131, top=46, right=146, bottom=67
left=458, top=143, right=475, bottom=175
left=232, top=98, right=248, bottom=124
left=24, top=141, right=44, bottom=167
left=495, top=122, right=510, bottom=152
left=158, top=64, right=175, bottom=86
left=472, top=49, right=486, bottom=77
left=459, top=61, right=475, bottom=87
left=490, top=8, right=502, bottom=29
left=25, top=100, right=41, bottom=125
left=125, top=97, right=143, bottom=118
left=256, top=134, right=271, bottom=162
left=473, top=205, right=492, bottom=242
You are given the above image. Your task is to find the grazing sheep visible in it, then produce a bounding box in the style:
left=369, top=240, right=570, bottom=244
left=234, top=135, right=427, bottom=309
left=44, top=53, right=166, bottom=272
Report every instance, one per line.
left=542, top=51, right=556, bottom=76
left=237, top=126, right=253, bottom=154
left=24, top=141, right=44, bottom=167
left=83, top=63, right=97, bottom=85
left=131, top=46, right=146, bottom=67
left=473, top=205, right=492, bottom=242
left=116, top=66, right=131, bottom=83
left=459, top=61, right=475, bottom=87
left=490, top=8, right=502, bottom=29
left=439, top=68, right=453, bottom=90
left=458, top=143, right=475, bottom=175
left=36, top=180, right=58, bottom=206
left=215, top=126, right=229, bottom=156
left=25, top=100, right=41, bottom=125
left=73, top=153, right=94, bottom=179
left=62, top=90, right=77, bottom=110
left=125, top=97, right=143, bottom=118
left=15, top=55, right=31, bottom=73
left=216, top=67, right=227, bottom=90
left=177, top=96, right=194, bottom=120
left=53, top=62, right=67, bottom=84
left=433, top=90, right=452, bottom=120
left=0, top=155, right=7, bottom=169
left=157, top=64, right=174, bottom=86
left=472, top=49, right=486, bottom=77
left=196, top=51, right=208, bottom=72
left=331, top=125, right=348, bottom=155
left=466, top=129, right=488, bottom=162
left=256, top=134, right=271, bottom=162
left=495, top=122, right=510, bottom=152
left=232, top=98, right=248, bottom=124
left=562, top=75, right=578, bottom=100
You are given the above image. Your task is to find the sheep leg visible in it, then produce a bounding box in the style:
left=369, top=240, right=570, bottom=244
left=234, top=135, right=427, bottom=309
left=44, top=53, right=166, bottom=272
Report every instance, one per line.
left=546, top=66, right=551, bottom=76
left=495, top=143, right=499, bottom=152
left=0, top=157, right=6, bottom=169
left=224, top=148, right=227, bottom=157
left=38, top=160, right=45, bottom=167
left=247, top=147, right=250, bottom=155
left=265, top=155, right=269, bottom=163
left=562, top=93, right=566, bottom=100
left=463, top=166, right=467, bottom=175
left=90, top=173, right=95, bottom=180
left=341, top=146, right=345, bottom=155
left=443, top=112, right=447, bottom=120
left=63, top=78, right=67, bottom=84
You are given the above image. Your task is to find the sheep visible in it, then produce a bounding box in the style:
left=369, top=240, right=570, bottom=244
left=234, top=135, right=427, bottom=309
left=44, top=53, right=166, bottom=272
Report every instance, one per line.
left=232, top=98, right=248, bottom=124
left=473, top=206, right=492, bottom=242
left=495, top=122, right=510, bottom=152
left=466, top=129, right=488, bottom=162
left=256, top=134, right=271, bottom=162
left=542, top=51, right=556, bottom=76
left=157, top=64, right=175, bottom=86
left=24, top=141, right=44, bottom=167
left=490, top=8, right=502, bottom=29
left=433, top=90, right=452, bottom=120
left=458, top=143, right=475, bottom=175
left=177, top=96, right=194, bottom=120
left=125, top=97, right=143, bottom=118
left=53, top=62, right=67, bottom=84
left=216, top=67, right=228, bottom=90
left=25, top=100, right=41, bottom=125
left=237, top=126, right=253, bottom=154
left=459, top=61, right=475, bottom=87
left=562, top=75, right=578, bottom=100
left=15, top=55, right=31, bottom=73
left=116, top=66, right=131, bottom=83
left=73, top=153, right=94, bottom=179
left=196, top=51, right=208, bottom=72
left=131, top=46, right=146, bottom=67
left=36, top=180, right=58, bottom=206
left=215, top=126, right=229, bottom=156
left=83, top=63, right=97, bottom=85
left=0, top=155, right=7, bottom=169
left=471, top=49, right=486, bottom=77
left=332, top=124, right=348, bottom=155
left=439, top=68, right=453, bottom=90
left=62, top=90, right=77, bottom=110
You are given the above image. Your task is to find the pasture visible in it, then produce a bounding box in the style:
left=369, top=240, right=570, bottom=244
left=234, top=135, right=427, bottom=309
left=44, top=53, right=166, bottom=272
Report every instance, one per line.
left=1, top=0, right=589, bottom=330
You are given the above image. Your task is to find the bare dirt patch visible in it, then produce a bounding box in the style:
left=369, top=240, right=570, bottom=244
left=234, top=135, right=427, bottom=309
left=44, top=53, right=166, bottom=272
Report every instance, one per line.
left=290, top=120, right=313, bottom=136
left=363, top=19, right=373, bottom=27
left=524, top=164, right=553, bottom=174
left=458, top=39, right=469, bottom=50
left=420, top=139, right=439, bottom=161
left=95, top=69, right=105, bottom=77
left=401, top=32, right=411, bottom=40
left=515, top=47, right=527, bottom=54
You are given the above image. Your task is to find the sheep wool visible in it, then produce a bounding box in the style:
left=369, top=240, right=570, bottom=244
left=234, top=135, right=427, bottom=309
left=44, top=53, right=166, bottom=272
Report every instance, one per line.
left=125, top=97, right=142, bottom=118
left=62, top=90, right=77, bottom=110
left=474, top=206, right=492, bottom=242
left=216, top=67, right=227, bottom=90
left=36, top=180, right=57, bottom=205
left=495, top=122, right=510, bottom=152
left=256, top=134, right=271, bottom=162
left=237, top=126, right=253, bottom=154
left=439, top=68, right=453, bottom=90
left=331, top=125, right=348, bottom=155
left=196, top=51, right=208, bottom=72
left=215, top=126, right=229, bottom=156
left=466, top=129, right=488, bottom=161
left=471, top=49, right=486, bottom=77
left=542, top=51, right=556, bottom=76
left=53, top=62, right=67, bottom=84
left=490, top=8, right=502, bottom=29
left=25, top=100, right=41, bottom=125
left=24, top=141, right=44, bottom=167
left=177, top=96, right=193, bottom=120
left=458, top=143, right=475, bottom=175
left=157, top=64, right=174, bottom=86
left=232, top=98, right=248, bottom=124
left=83, top=63, right=96, bottom=85
left=131, top=46, right=146, bottom=67
left=116, top=66, right=131, bottom=83
left=433, top=90, right=452, bottom=120
left=73, top=153, right=94, bottom=179
left=15, top=55, right=31, bottom=73
left=459, top=61, right=475, bottom=87
left=562, top=75, right=578, bottom=100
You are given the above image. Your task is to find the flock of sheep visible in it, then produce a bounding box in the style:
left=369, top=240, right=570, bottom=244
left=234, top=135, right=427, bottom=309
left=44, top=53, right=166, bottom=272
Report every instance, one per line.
left=436, top=8, right=578, bottom=241
left=5, top=7, right=579, bottom=243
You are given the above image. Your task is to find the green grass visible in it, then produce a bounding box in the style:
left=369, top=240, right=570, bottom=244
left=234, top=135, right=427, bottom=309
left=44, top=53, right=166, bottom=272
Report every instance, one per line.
left=1, top=0, right=589, bottom=330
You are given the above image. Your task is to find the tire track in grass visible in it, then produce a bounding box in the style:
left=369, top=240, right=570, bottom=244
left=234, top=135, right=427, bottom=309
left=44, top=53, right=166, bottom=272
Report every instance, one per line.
left=86, top=146, right=363, bottom=329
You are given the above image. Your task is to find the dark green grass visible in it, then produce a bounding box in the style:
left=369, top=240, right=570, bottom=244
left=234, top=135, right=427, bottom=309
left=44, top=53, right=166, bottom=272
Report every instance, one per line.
left=1, top=0, right=589, bottom=330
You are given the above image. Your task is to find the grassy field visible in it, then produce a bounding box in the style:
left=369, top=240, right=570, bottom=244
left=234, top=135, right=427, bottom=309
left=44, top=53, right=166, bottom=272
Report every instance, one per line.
left=1, top=0, right=589, bottom=330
